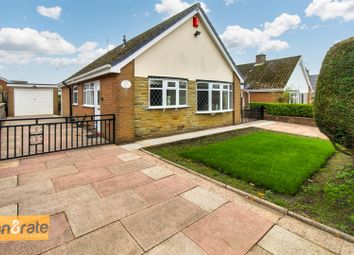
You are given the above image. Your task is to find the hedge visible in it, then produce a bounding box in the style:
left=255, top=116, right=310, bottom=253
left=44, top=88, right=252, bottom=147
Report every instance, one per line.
left=314, top=36, right=354, bottom=152
left=249, top=103, right=313, bottom=118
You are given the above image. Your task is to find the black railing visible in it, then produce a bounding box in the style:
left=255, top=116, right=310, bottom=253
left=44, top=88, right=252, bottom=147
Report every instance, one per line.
left=241, top=107, right=264, bottom=123
left=0, top=114, right=115, bottom=160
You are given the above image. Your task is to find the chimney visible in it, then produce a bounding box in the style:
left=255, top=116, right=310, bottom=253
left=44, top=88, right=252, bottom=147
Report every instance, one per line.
left=122, top=35, right=127, bottom=48
left=255, top=54, right=266, bottom=64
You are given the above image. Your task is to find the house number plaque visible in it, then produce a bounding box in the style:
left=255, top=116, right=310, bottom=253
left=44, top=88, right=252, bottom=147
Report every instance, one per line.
left=121, top=80, right=132, bottom=89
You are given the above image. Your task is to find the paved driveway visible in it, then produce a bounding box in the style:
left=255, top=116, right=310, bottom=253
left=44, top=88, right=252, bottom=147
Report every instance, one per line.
left=0, top=128, right=352, bottom=254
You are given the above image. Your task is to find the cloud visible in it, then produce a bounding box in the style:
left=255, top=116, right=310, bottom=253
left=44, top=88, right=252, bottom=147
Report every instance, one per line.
left=220, top=13, right=301, bottom=52
left=37, top=6, right=62, bottom=20
left=0, top=28, right=76, bottom=54
left=305, top=0, right=354, bottom=21
left=155, top=0, right=209, bottom=18
left=0, top=27, right=115, bottom=67
left=225, top=0, right=236, bottom=5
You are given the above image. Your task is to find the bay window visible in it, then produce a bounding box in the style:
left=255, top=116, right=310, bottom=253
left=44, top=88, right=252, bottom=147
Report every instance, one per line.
left=83, top=83, right=95, bottom=106
left=72, top=85, right=78, bottom=105
left=149, top=78, right=188, bottom=108
left=197, top=81, right=233, bottom=113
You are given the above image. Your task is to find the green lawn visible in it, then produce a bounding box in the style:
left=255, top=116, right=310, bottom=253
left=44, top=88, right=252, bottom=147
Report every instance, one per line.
left=147, top=128, right=353, bottom=235
left=179, top=131, right=334, bottom=195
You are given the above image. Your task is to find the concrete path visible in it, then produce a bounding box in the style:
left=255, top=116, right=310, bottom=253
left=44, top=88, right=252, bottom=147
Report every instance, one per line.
left=0, top=122, right=352, bottom=255
left=120, top=120, right=327, bottom=151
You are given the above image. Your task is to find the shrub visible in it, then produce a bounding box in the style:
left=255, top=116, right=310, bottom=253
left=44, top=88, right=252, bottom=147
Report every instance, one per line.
left=250, top=102, right=313, bottom=118
left=314, top=37, right=354, bottom=156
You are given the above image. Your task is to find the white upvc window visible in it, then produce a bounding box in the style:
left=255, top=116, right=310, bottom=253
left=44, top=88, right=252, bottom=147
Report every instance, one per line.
left=72, top=85, right=78, bottom=105
left=149, top=77, right=188, bottom=109
left=196, top=81, right=233, bottom=113
left=83, top=82, right=95, bottom=106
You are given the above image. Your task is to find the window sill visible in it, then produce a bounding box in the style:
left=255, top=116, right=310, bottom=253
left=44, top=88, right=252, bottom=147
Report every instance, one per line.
left=195, top=109, right=234, bottom=115
left=147, top=106, right=190, bottom=110
left=82, top=104, right=95, bottom=108
left=72, top=104, right=78, bottom=106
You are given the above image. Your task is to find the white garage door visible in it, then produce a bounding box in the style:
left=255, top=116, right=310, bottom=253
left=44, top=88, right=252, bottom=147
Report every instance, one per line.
left=14, top=88, right=54, bottom=116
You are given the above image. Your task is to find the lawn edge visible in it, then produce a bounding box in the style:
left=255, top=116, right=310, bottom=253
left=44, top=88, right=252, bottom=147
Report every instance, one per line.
left=140, top=147, right=354, bottom=243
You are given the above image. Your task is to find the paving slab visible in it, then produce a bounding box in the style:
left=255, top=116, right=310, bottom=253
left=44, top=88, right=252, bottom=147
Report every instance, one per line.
left=88, top=147, right=127, bottom=159
left=19, top=165, right=78, bottom=185
left=0, top=212, right=74, bottom=255
left=141, top=166, right=173, bottom=180
left=0, top=175, right=17, bottom=190
left=122, top=196, right=206, bottom=251
left=0, top=204, right=17, bottom=216
left=146, top=233, right=207, bottom=255
left=43, top=221, right=143, bottom=255
left=117, top=152, right=142, bottom=162
left=184, top=202, right=273, bottom=255
left=66, top=190, right=148, bottom=237
left=340, top=241, right=354, bottom=255
left=134, top=175, right=196, bottom=205
left=181, top=186, right=228, bottom=212
left=0, top=159, right=19, bottom=169
left=106, top=158, right=155, bottom=176
left=278, top=216, right=343, bottom=254
left=246, top=245, right=272, bottom=255
left=19, top=185, right=100, bottom=215
left=20, top=153, right=67, bottom=165
left=45, top=158, right=75, bottom=169
left=52, top=167, right=113, bottom=192
left=0, top=180, right=55, bottom=207
left=0, top=162, right=47, bottom=178
left=74, top=158, right=121, bottom=171
left=93, top=171, right=152, bottom=197
left=258, top=225, right=334, bottom=255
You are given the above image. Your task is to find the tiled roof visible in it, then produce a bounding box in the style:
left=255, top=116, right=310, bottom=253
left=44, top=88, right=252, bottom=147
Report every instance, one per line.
left=309, top=74, right=318, bottom=91
left=67, top=3, right=242, bottom=82
left=237, top=56, right=301, bottom=89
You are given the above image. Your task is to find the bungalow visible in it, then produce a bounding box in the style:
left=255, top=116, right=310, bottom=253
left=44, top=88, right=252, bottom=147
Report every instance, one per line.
left=238, top=54, right=313, bottom=107
left=60, top=3, right=244, bottom=143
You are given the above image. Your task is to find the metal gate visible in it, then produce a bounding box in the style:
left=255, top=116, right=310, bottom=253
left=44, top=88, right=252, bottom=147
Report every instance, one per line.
left=241, top=107, right=264, bottom=123
left=0, top=114, right=115, bottom=160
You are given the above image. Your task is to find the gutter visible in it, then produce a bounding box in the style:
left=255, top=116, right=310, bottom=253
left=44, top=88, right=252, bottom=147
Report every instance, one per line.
left=66, top=64, right=114, bottom=85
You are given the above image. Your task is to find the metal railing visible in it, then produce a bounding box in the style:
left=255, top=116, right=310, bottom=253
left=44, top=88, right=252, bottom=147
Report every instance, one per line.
left=0, top=114, right=115, bottom=160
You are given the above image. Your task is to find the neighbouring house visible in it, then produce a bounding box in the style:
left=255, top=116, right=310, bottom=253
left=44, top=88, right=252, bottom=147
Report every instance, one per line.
left=60, top=3, right=244, bottom=143
left=309, top=74, right=318, bottom=102
left=238, top=54, right=313, bottom=107
left=3, top=80, right=59, bottom=117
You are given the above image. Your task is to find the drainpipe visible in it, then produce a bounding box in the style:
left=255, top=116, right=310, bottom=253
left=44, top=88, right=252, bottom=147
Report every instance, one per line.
left=63, top=81, right=73, bottom=116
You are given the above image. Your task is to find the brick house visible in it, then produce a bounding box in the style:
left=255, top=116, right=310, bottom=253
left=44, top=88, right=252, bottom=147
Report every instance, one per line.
left=238, top=54, right=313, bottom=107
left=60, top=4, right=244, bottom=143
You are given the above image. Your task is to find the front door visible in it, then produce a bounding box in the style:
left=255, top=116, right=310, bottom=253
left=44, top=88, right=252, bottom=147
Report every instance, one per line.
left=94, top=82, right=101, bottom=133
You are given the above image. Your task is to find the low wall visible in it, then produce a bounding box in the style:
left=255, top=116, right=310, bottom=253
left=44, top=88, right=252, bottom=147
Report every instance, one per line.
left=0, top=103, right=6, bottom=119
left=264, top=113, right=316, bottom=127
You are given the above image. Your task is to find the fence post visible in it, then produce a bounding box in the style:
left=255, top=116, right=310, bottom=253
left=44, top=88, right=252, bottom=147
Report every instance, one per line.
left=112, top=114, right=116, bottom=144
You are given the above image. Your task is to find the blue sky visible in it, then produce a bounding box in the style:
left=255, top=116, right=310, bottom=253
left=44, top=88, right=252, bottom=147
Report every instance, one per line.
left=0, top=0, right=353, bottom=83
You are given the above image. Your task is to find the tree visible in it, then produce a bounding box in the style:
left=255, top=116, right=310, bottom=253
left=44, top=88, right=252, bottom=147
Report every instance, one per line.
left=314, top=37, right=354, bottom=159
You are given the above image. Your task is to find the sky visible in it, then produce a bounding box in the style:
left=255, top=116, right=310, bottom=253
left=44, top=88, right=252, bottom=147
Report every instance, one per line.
left=0, top=0, right=353, bottom=83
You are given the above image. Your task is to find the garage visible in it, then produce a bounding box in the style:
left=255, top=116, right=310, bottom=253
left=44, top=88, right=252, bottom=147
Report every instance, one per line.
left=6, top=82, right=59, bottom=117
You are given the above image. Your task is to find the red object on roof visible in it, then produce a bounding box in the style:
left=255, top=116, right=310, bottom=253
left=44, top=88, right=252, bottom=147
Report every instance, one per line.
left=193, top=16, right=199, bottom=28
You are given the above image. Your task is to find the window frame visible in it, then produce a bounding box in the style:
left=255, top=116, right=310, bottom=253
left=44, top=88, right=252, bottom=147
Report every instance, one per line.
left=196, top=81, right=233, bottom=114
left=148, top=77, right=188, bottom=109
left=83, top=82, right=96, bottom=107
left=72, top=85, right=78, bottom=105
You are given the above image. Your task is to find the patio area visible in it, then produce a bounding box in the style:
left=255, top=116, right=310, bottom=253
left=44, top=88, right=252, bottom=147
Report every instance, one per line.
left=0, top=122, right=352, bottom=255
